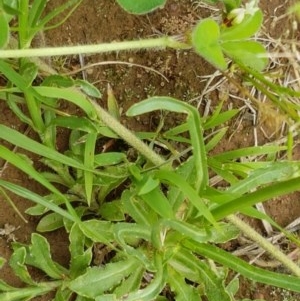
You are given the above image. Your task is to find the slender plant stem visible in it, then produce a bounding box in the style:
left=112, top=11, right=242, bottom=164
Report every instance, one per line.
left=0, top=36, right=189, bottom=58
left=18, top=0, right=29, bottom=48
left=227, top=214, right=300, bottom=277
left=90, top=99, right=166, bottom=167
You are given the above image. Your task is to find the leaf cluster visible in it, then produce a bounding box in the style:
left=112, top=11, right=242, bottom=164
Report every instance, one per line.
left=0, top=1, right=299, bottom=301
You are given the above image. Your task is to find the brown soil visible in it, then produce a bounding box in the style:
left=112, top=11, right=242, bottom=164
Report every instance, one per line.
left=0, top=1, right=299, bottom=300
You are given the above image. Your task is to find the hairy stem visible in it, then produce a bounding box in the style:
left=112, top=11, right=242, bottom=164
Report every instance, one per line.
left=1, top=36, right=189, bottom=58
left=90, top=99, right=166, bottom=167
left=227, top=214, right=300, bottom=277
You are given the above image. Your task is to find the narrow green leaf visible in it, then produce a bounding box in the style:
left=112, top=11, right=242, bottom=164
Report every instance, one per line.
left=138, top=186, right=174, bottom=219
left=50, top=116, right=98, bottom=132
left=205, top=127, right=228, bottom=152
left=25, top=193, right=66, bottom=216
left=0, top=180, right=75, bottom=221
left=3, top=0, right=20, bottom=15
left=0, top=146, right=79, bottom=222
left=211, top=177, right=300, bottom=220
left=68, top=258, right=139, bottom=298
left=28, top=0, right=47, bottom=27
left=34, top=86, right=97, bottom=119
left=69, top=223, right=93, bottom=277
left=203, top=109, right=239, bottom=130
left=0, top=125, right=101, bottom=174
left=209, top=161, right=239, bottom=185
left=184, top=240, right=300, bottom=292
left=192, top=19, right=227, bottom=70
left=156, top=170, right=217, bottom=226
left=0, top=283, right=60, bottom=301
left=226, top=277, right=240, bottom=298
left=163, top=123, right=189, bottom=137
left=0, top=10, right=9, bottom=49
left=167, top=156, right=195, bottom=210
left=84, top=132, right=97, bottom=206
left=5, top=94, right=34, bottom=127
left=42, top=74, right=74, bottom=87
left=39, top=0, right=83, bottom=31
left=212, top=145, right=285, bottom=161
left=116, top=0, right=166, bottom=14
left=227, top=162, right=300, bottom=195
left=0, top=60, right=41, bottom=93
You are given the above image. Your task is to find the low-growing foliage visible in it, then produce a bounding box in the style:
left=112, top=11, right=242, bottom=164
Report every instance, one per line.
left=0, top=0, right=299, bottom=300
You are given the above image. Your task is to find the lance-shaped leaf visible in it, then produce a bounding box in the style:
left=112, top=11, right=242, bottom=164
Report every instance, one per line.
left=0, top=10, right=9, bottom=49
left=9, top=247, right=36, bottom=285
left=29, top=233, right=68, bottom=279
left=68, top=258, right=139, bottom=298
left=184, top=240, right=300, bottom=292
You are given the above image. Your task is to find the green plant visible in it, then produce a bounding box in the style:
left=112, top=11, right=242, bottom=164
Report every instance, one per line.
left=0, top=0, right=300, bottom=300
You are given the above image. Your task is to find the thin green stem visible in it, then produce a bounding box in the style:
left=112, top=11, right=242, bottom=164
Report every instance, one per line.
left=227, top=214, right=300, bottom=277
left=0, top=36, right=189, bottom=58
left=8, top=37, right=57, bottom=75
left=18, top=0, right=29, bottom=48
